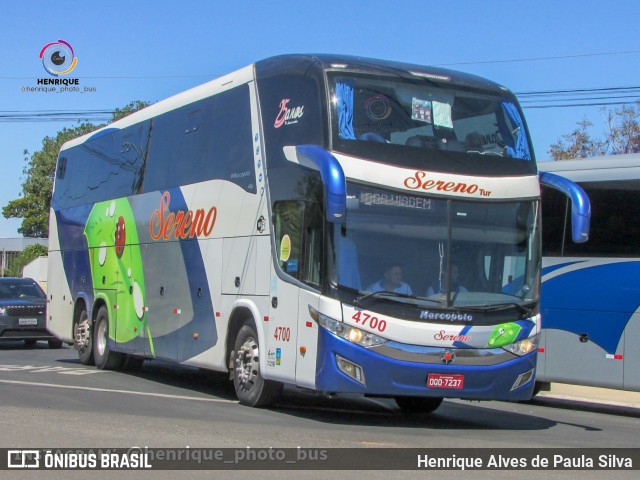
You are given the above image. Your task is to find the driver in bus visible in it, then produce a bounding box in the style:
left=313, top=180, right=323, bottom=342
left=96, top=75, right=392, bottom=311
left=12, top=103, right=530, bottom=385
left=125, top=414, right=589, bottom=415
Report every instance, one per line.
left=366, top=262, right=413, bottom=295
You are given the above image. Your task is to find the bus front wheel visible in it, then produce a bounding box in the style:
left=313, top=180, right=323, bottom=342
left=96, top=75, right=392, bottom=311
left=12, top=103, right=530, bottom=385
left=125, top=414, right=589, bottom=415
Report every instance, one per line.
left=232, top=321, right=283, bottom=407
left=395, top=396, right=443, bottom=414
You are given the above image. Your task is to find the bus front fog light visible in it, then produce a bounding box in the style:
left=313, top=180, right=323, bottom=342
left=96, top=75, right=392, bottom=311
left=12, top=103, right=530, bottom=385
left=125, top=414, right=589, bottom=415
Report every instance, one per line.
left=335, top=354, right=365, bottom=385
left=511, top=368, right=535, bottom=391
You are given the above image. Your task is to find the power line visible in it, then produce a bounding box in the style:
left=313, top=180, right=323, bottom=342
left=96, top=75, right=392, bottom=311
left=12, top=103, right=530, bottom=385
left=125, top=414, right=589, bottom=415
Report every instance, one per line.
left=520, top=95, right=640, bottom=104
left=1, top=49, right=638, bottom=80
left=433, top=49, right=640, bottom=66
left=523, top=101, right=640, bottom=109
left=515, top=85, right=640, bottom=108
left=2, top=82, right=639, bottom=124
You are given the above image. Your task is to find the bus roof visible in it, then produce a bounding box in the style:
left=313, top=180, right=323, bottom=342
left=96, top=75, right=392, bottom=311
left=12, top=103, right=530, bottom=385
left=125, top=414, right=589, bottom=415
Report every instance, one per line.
left=59, top=64, right=255, bottom=151
left=60, top=54, right=514, bottom=152
left=255, top=54, right=509, bottom=93
left=537, top=153, right=640, bottom=182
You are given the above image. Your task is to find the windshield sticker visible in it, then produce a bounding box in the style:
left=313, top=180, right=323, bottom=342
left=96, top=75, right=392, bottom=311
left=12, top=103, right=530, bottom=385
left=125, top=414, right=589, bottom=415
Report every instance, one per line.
left=285, top=258, right=299, bottom=273
left=280, top=234, right=291, bottom=262
left=433, top=101, right=453, bottom=128
left=364, top=95, right=392, bottom=121
left=487, top=322, right=522, bottom=348
left=411, top=98, right=432, bottom=123
left=274, top=98, right=304, bottom=128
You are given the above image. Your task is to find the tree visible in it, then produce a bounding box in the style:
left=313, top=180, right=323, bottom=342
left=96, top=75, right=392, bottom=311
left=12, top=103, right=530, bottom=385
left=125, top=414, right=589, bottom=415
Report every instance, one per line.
left=4, top=243, right=49, bottom=278
left=549, top=102, right=640, bottom=160
left=603, top=104, right=640, bottom=155
left=549, top=119, right=606, bottom=160
left=2, top=101, right=151, bottom=237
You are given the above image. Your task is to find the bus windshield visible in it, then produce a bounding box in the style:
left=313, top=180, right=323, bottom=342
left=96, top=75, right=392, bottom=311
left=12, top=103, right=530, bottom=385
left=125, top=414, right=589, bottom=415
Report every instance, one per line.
left=332, top=183, right=541, bottom=312
left=329, top=73, right=534, bottom=173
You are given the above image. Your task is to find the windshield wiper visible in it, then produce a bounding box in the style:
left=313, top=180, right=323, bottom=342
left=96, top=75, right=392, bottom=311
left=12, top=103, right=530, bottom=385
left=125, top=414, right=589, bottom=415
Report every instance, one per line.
left=353, top=291, right=444, bottom=307
left=464, top=302, right=534, bottom=316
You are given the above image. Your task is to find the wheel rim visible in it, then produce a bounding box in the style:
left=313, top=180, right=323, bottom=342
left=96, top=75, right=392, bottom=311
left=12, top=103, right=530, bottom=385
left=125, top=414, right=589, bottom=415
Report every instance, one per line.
left=235, top=336, right=259, bottom=391
left=75, top=316, right=91, bottom=353
left=96, top=318, right=107, bottom=357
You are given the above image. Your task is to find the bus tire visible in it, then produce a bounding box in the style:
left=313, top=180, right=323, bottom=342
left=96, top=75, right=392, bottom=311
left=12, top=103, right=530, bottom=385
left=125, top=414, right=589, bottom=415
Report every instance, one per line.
left=395, top=396, right=443, bottom=414
left=232, top=320, right=283, bottom=407
left=75, top=307, right=94, bottom=365
left=93, top=306, right=124, bottom=370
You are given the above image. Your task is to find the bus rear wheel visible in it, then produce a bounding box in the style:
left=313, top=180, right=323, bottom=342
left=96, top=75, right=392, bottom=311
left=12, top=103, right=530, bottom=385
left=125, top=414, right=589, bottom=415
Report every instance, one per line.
left=232, top=321, right=282, bottom=407
left=93, top=306, right=124, bottom=370
left=75, top=308, right=94, bottom=365
left=395, top=396, right=443, bottom=414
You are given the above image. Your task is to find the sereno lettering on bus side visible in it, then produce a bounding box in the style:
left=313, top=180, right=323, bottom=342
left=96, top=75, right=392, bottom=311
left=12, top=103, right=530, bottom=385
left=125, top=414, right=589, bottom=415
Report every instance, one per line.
left=403, top=171, right=482, bottom=195
left=149, top=191, right=217, bottom=241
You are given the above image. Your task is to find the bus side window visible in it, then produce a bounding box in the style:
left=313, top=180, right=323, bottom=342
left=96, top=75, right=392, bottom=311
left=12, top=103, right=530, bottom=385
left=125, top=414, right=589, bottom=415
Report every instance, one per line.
left=273, top=201, right=305, bottom=280
left=302, top=203, right=323, bottom=288
left=273, top=200, right=323, bottom=288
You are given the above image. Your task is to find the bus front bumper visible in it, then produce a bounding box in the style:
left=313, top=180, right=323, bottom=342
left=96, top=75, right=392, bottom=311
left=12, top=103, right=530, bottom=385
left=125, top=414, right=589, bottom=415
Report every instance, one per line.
left=314, top=328, right=537, bottom=401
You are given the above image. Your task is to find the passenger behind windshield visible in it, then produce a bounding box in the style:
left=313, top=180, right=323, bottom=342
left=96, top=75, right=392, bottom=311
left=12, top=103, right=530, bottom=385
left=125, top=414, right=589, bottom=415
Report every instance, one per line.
left=427, top=264, right=468, bottom=296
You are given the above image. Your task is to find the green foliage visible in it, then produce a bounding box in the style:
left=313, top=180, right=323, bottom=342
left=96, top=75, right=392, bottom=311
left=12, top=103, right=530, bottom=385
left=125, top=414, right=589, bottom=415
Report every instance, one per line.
left=549, top=119, right=605, bottom=160
left=16, top=244, right=48, bottom=276
left=2, top=243, right=48, bottom=278
left=112, top=100, right=151, bottom=122
left=549, top=102, right=640, bottom=160
left=2, top=101, right=152, bottom=237
left=604, top=104, right=640, bottom=155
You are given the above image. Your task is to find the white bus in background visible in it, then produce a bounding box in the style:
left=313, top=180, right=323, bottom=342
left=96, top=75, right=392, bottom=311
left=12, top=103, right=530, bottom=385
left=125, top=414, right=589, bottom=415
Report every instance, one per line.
left=538, top=154, right=640, bottom=392
left=47, top=54, right=589, bottom=413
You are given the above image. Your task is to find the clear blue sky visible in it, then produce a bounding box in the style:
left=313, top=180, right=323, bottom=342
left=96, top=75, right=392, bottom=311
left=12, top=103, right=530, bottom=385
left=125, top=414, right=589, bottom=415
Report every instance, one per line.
left=1, top=0, right=639, bottom=237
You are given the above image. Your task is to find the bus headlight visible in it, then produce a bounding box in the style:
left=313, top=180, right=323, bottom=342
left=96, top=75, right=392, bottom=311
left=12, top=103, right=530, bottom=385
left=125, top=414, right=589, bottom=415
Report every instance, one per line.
left=502, top=334, right=540, bottom=356
left=308, top=306, right=388, bottom=347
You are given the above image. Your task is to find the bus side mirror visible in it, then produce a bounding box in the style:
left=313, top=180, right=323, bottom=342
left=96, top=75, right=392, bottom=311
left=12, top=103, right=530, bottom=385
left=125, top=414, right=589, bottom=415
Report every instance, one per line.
left=539, top=171, right=590, bottom=243
left=283, top=145, right=347, bottom=224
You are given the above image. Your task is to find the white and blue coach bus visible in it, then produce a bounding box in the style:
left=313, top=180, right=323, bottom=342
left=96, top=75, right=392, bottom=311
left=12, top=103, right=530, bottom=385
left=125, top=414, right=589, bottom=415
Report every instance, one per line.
left=47, top=55, right=589, bottom=412
left=537, top=154, right=640, bottom=392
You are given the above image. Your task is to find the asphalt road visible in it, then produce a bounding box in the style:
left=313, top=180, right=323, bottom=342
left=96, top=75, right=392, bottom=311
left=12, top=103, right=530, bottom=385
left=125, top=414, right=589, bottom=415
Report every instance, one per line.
left=1, top=341, right=638, bottom=480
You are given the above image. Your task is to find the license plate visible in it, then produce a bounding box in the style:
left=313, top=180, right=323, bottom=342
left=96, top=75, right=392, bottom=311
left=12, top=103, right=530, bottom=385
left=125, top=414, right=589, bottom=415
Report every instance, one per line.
left=427, top=373, right=464, bottom=389
left=19, top=318, right=38, bottom=326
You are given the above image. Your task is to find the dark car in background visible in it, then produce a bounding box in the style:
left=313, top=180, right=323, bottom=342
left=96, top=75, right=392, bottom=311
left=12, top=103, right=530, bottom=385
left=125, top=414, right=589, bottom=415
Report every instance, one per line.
left=0, top=277, right=62, bottom=348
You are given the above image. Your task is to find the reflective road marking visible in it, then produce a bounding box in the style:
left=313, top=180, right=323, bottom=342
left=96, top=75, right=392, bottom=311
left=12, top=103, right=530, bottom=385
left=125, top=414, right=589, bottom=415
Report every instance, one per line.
left=0, top=379, right=237, bottom=404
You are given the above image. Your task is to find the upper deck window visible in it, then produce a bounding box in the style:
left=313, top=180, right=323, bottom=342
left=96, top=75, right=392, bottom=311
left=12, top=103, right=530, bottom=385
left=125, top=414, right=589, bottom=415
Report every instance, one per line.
left=329, top=73, right=535, bottom=175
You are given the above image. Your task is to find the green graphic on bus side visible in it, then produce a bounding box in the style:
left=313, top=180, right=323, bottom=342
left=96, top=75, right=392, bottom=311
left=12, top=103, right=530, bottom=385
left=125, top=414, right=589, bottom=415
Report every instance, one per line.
left=486, top=322, right=522, bottom=348
left=84, top=198, right=154, bottom=355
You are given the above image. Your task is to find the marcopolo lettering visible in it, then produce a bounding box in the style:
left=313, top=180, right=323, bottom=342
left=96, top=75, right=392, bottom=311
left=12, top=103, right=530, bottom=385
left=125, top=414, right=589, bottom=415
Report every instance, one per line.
left=404, top=171, right=480, bottom=195
left=420, top=310, right=473, bottom=322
